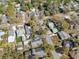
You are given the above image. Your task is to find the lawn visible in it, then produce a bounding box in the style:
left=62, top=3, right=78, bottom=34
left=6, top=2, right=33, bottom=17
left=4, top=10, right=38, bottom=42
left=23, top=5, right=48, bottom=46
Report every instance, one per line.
left=62, top=20, right=69, bottom=30
left=1, top=34, right=8, bottom=40
left=16, top=36, right=22, bottom=43
left=0, top=40, right=8, bottom=47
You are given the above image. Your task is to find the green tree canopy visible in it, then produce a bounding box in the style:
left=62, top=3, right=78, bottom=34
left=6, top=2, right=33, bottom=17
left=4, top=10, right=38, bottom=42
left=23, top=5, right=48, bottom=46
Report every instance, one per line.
left=6, top=0, right=15, bottom=19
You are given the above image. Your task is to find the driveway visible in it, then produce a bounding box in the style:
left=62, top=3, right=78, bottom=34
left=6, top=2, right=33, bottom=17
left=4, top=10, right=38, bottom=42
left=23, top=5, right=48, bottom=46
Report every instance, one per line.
left=46, top=35, right=53, bottom=45
left=52, top=50, right=62, bottom=59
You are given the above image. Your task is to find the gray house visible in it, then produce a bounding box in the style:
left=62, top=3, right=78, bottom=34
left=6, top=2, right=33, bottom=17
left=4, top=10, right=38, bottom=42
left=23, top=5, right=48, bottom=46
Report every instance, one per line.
left=24, top=23, right=31, bottom=38
left=24, top=48, right=46, bottom=58
left=30, top=35, right=43, bottom=48
left=57, top=31, right=70, bottom=40
left=8, top=28, right=16, bottom=43
left=32, top=48, right=46, bottom=57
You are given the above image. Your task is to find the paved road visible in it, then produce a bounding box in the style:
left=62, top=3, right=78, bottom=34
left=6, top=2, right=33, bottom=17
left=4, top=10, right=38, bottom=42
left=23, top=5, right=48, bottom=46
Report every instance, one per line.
left=52, top=50, right=62, bottom=59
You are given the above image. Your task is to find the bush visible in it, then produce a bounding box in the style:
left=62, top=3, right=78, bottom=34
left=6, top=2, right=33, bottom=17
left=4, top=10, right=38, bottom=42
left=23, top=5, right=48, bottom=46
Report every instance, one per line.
left=60, top=54, right=70, bottom=59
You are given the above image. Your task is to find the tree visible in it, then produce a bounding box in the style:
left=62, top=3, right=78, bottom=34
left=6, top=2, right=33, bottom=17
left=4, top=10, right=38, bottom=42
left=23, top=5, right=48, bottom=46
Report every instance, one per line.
left=0, top=4, right=4, bottom=14
left=32, top=55, right=40, bottom=59
left=2, top=47, right=24, bottom=59
left=60, top=54, right=70, bottom=59
left=63, top=47, right=69, bottom=55
left=63, top=0, right=71, bottom=4
left=21, top=1, right=28, bottom=11
left=42, top=39, right=54, bottom=52
left=6, top=0, right=15, bottom=19
left=61, top=20, right=69, bottom=30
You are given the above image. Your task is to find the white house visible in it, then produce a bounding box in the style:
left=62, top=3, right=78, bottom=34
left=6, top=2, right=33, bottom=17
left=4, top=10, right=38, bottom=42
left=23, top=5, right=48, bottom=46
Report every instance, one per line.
left=16, top=25, right=25, bottom=37
left=0, top=30, right=5, bottom=40
left=8, top=26, right=16, bottom=42
left=15, top=3, right=21, bottom=13
left=1, top=14, right=8, bottom=23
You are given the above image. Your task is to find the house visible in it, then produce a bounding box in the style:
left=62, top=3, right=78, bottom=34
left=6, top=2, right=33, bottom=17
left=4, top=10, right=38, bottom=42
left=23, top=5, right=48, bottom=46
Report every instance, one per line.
left=47, top=21, right=58, bottom=33
left=8, top=26, right=16, bottom=42
left=0, top=30, right=5, bottom=40
left=8, top=36, right=15, bottom=43
left=16, top=25, right=27, bottom=43
left=0, top=30, right=5, bottom=36
left=15, top=3, right=21, bottom=13
left=57, top=31, right=70, bottom=40
left=24, top=50, right=32, bottom=56
left=20, top=11, right=26, bottom=21
left=22, top=35, right=26, bottom=41
left=0, top=37, right=3, bottom=40
left=24, top=48, right=46, bottom=58
left=32, top=48, right=46, bottom=57
left=30, top=35, right=43, bottom=48
left=69, top=48, right=79, bottom=59
left=76, top=35, right=79, bottom=39
left=28, top=8, right=36, bottom=17
left=69, top=33, right=78, bottom=39
left=62, top=40, right=74, bottom=47
left=24, top=23, right=31, bottom=38
left=23, top=40, right=31, bottom=50
left=45, top=34, right=53, bottom=45
left=59, top=3, right=64, bottom=13
left=1, top=14, right=8, bottom=23
left=29, top=11, right=34, bottom=17
left=0, top=0, right=7, bottom=5
left=17, top=42, right=23, bottom=51
left=29, top=8, right=39, bottom=18
left=16, top=24, right=25, bottom=37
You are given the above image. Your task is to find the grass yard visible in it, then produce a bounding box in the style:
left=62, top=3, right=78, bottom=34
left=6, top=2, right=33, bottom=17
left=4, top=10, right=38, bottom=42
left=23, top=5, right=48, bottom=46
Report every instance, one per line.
left=62, top=20, right=69, bottom=30
left=16, top=36, right=22, bottom=43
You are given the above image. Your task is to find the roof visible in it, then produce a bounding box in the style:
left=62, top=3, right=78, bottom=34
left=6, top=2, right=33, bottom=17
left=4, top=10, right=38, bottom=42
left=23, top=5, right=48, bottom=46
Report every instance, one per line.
left=16, top=29, right=25, bottom=37
left=24, top=25, right=31, bottom=36
left=70, top=48, right=79, bottom=59
left=0, top=30, right=5, bottom=36
left=8, top=36, right=15, bottom=42
left=8, top=29, right=15, bottom=36
left=1, top=14, right=8, bottom=23
left=58, top=31, right=70, bottom=40
left=32, top=48, right=45, bottom=57
left=31, top=39, right=43, bottom=48
left=74, top=52, right=79, bottom=59
left=0, top=37, right=3, bottom=40
left=17, top=42, right=23, bottom=50
left=23, top=40, right=31, bottom=47
left=17, top=47, right=23, bottom=51
left=48, top=22, right=58, bottom=33
left=25, top=50, right=32, bottom=56
left=62, top=40, right=74, bottom=47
